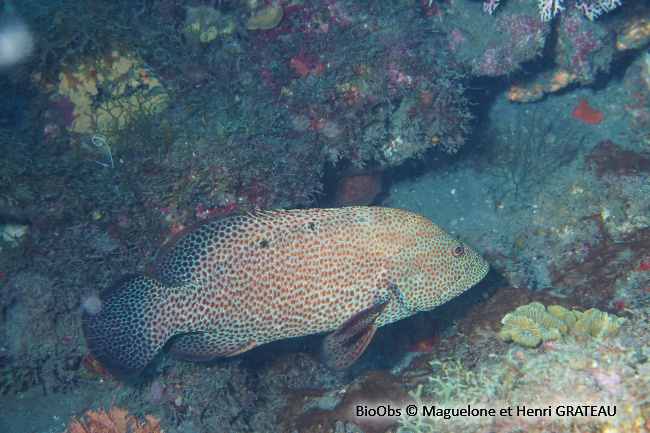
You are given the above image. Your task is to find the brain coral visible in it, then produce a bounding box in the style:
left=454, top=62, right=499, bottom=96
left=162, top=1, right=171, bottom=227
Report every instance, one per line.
left=499, top=302, right=628, bottom=348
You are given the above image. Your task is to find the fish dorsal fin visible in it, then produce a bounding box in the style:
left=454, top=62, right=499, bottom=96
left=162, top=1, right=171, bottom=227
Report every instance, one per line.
left=321, top=298, right=389, bottom=370
left=156, top=209, right=346, bottom=287
left=155, top=214, right=237, bottom=286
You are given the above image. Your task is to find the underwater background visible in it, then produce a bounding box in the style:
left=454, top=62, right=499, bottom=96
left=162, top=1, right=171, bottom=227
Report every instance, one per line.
left=0, top=0, right=649, bottom=432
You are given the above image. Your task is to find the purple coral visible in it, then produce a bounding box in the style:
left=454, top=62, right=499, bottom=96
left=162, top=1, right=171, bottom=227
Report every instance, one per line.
left=556, top=8, right=613, bottom=83
left=479, top=14, right=549, bottom=76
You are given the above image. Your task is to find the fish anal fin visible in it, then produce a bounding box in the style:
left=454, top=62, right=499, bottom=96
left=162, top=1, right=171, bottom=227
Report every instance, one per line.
left=168, top=332, right=257, bottom=361
left=226, top=341, right=259, bottom=356
left=321, top=299, right=388, bottom=370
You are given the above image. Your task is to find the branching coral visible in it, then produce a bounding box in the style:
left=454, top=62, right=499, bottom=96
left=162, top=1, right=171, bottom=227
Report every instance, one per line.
left=483, top=0, right=622, bottom=21
left=500, top=302, right=629, bottom=347
left=64, top=399, right=163, bottom=433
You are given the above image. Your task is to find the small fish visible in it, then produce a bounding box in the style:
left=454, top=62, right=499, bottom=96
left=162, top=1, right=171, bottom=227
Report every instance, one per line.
left=83, top=206, right=489, bottom=377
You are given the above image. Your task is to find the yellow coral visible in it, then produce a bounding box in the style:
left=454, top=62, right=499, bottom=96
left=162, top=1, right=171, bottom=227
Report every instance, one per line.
left=499, top=302, right=628, bottom=348
left=616, top=18, right=650, bottom=51
left=512, top=302, right=568, bottom=334
left=574, top=309, right=628, bottom=338
left=184, top=5, right=226, bottom=43
left=245, top=4, right=284, bottom=30
left=510, top=324, right=542, bottom=347
left=500, top=315, right=547, bottom=347
left=546, top=304, right=579, bottom=332
left=35, top=51, right=167, bottom=135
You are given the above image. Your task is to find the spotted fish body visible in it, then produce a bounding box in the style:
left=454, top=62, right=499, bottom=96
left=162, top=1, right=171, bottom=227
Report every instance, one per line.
left=83, top=206, right=489, bottom=376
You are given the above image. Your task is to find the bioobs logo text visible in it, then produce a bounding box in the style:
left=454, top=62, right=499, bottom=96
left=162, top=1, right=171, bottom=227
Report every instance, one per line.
left=356, top=405, right=403, bottom=418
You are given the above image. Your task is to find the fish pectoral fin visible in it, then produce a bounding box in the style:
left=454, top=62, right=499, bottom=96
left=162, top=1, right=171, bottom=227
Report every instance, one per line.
left=321, top=299, right=389, bottom=370
left=386, top=280, right=418, bottom=313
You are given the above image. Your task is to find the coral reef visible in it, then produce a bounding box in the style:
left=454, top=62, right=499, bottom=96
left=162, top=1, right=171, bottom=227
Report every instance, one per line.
left=500, top=302, right=629, bottom=347
left=476, top=87, right=650, bottom=297
left=585, top=140, right=650, bottom=179
left=442, top=0, right=635, bottom=84
left=0, top=222, right=149, bottom=395
left=0, top=273, right=80, bottom=394
left=443, top=8, right=550, bottom=77
left=555, top=8, right=615, bottom=85
left=397, top=310, right=650, bottom=432
left=135, top=359, right=271, bottom=431
left=3, top=0, right=475, bottom=243
left=0, top=1, right=648, bottom=432
left=480, top=0, right=645, bottom=102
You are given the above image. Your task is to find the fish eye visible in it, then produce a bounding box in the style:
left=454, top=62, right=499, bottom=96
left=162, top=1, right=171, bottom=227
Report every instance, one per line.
left=452, top=245, right=464, bottom=257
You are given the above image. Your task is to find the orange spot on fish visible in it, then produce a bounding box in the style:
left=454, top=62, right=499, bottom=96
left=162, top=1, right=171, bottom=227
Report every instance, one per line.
left=572, top=98, right=604, bottom=125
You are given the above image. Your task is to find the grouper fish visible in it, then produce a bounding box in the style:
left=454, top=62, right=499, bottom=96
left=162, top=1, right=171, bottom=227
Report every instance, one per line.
left=83, top=206, right=489, bottom=377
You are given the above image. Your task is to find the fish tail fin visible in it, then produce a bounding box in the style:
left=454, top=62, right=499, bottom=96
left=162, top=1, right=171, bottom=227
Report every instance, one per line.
left=82, top=275, right=175, bottom=378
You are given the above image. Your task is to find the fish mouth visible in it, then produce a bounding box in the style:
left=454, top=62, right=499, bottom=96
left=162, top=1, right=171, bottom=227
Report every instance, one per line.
left=454, top=253, right=490, bottom=292
left=473, top=256, right=490, bottom=280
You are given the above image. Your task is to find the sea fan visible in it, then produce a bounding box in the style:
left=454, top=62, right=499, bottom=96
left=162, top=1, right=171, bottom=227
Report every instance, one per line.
left=64, top=398, right=163, bottom=433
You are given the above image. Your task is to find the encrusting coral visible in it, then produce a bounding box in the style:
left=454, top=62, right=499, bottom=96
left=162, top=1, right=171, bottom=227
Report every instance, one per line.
left=245, top=3, right=284, bottom=30
left=500, top=302, right=628, bottom=347
left=64, top=399, right=163, bottom=433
